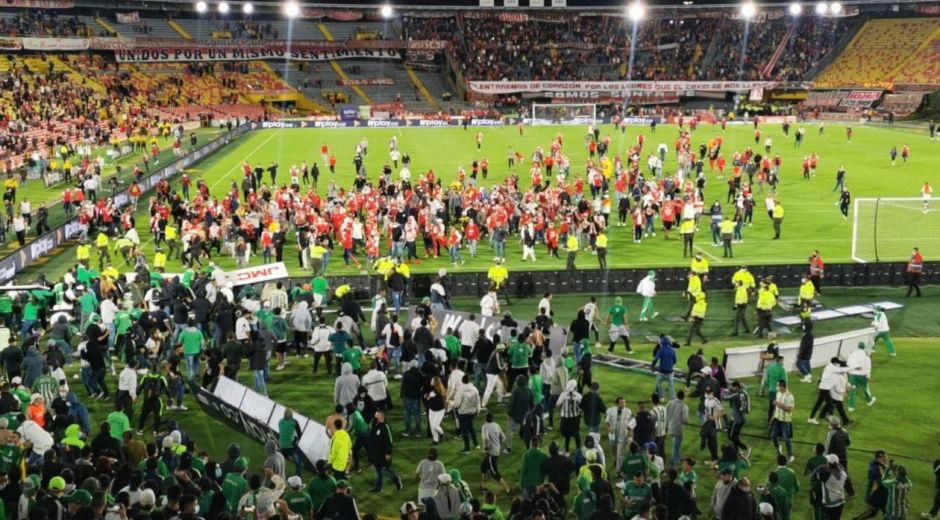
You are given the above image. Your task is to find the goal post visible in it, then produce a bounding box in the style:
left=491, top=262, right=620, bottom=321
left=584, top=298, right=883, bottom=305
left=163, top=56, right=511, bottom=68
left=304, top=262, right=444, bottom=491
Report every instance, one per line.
left=530, top=103, right=597, bottom=125
left=852, top=197, right=938, bottom=263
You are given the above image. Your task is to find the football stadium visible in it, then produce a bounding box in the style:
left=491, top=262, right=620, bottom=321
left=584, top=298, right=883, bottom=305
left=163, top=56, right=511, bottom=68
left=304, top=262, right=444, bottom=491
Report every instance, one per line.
left=0, top=1, right=937, bottom=520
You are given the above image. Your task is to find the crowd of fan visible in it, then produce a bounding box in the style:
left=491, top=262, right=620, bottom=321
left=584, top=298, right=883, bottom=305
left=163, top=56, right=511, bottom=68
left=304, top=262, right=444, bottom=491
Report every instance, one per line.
left=404, top=13, right=845, bottom=83
left=0, top=10, right=95, bottom=38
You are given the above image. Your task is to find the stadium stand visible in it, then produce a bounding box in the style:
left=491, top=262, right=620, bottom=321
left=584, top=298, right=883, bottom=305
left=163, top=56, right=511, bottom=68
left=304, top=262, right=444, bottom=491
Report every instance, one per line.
left=814, top=18, right=939, bottom=88
left=879, top=92, right=928, bottom=116
left=888, top=28, right=940, bottom=88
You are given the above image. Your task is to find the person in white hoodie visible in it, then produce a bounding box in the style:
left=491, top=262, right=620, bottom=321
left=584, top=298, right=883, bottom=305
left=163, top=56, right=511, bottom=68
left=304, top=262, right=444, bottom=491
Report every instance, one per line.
left=636, top=270, right=659, bottom=322
left=807, top=358, right=851, bottom=425
left=310, top=317, right=335, bottom=375
left=846, top=341, right=876, bottom=411
left=870, top=305, right=896, bottom=356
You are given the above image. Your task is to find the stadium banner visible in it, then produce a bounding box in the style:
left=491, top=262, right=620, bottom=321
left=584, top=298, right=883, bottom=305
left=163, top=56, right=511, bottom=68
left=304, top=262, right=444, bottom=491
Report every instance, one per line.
left=20, top=37, right=89, bottom=51
left=505, top=0, right=520, bottom=6
left=339, top=78, right=394, bottom=86
left=191, top=377, right=330, bottom=466
left=530, top=0, right=545, bottom=7
left=0, top=38, right=22, bottom=51
left=915, top=4, right=940, bottom=14
left=90, top=37, right=405, bottom=52
left=116, top=12, right=140, bottom=24
left=114, top=48, right=402, bottom=63
left=839, top=90, right=882, bottom=108
left=225, top=262, right=290, bottom=287
left=3, top=0, right=72, bottom=7
left=407, top=307, right=568, bottom=356
left=468, top=80, right=781, bottom=94
left=498, top=12, right=529, bottom=23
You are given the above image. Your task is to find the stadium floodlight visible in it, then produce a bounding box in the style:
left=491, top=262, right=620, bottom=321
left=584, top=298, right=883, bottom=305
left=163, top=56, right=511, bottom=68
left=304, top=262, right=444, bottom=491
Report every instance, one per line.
left=195, top=1, right=208, bottom=13
left=243, top=2, right=254, bottom=14
left=740, top=1, right=757, bottom=19
left=218, top=2, right=230, bottom=14
left=380, top=4, right=394, bottom=19
left=789, top=2, right=802, bottom=15
left=283, top=0, right=301, bottom=18
left=627, top=1, right=645, bottom=22
left=830, top=2, right=842, bottom=14
left=815, top=1, right=829, bottom=14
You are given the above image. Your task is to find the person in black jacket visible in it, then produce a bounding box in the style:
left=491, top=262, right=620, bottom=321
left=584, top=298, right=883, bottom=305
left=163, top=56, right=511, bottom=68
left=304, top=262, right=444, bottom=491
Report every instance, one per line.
left=400, top=362, right=424, bottom=437
left=660, top=468, right=694, bottom=520
left=317, top=480, right=360, bottom=520
left=542, top=441, right=575, bottom=497
left=796, top=321, right=814, bottom=383
left=85, top=315, right=110, bottom=399
left=507, top=375, right=533, bottom=453
left=722, top=477, right=757, bottom=520
left=90, top=422, right=123, bottom=461
left=367, top=410, right=403, bottom=493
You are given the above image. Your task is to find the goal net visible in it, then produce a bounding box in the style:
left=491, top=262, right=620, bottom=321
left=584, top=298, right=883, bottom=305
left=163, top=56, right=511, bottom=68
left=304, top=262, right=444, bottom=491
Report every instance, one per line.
left=530, top=103, right=597, bottom=126
left=852, top=197, right=940, bottom=262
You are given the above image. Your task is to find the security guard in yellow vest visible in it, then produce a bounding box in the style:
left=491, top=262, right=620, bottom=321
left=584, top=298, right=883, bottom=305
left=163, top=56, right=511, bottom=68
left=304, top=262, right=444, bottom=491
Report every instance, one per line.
left=680, top=219, right=696, bottom=258
left=772, top=201, right=785, bottom=239
left=153, top=247, right=167, bottom=272
left=732, top=280, right=750, bottom=336
left=684, top=271, right=703, bottom=319
left=720, top=219, right=736, bottom=258
left=374, top=256, right=395, bottom=289
left=595, top=231, right=608, bottom=270
left=565, top=234, right=579, bottom=270
left=732, top=266, right=756, bottom=293
left=76, top=241, right=91, bottom=267
left=755, top=279, right=777, bottom=338
left=310, top=241, right=327, bottom=275
left=799, top=276, right=816, bottom=307
left=691, top=252, right=709, bottom=288
left=95, top=232, right=110, bottom=270
left=687, top=293, right=708, bottom=346
left=165, top=224, right=180, bottom=260
left=487, top=259, right=508, bottom=290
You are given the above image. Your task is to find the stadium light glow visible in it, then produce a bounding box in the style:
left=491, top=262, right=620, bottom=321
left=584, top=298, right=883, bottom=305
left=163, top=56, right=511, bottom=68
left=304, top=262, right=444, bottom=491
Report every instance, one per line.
left=218, top=2, right=230, bottom=14
left=195, top=1, right=208, bottom=13
left=627, top=1, right=645, bottom=22
left=815, top=1, right=829, bottom=14
left=830, top=2, right=842, bottom=14
left=740, top=1, right=757, bottom=19
left=789, top=2, right=802, bottom=15
left=380, top=4, right=394, bottom=19
left=243, top=3, right=254, bottom=14
left=283, top=1, right=301, bottom=18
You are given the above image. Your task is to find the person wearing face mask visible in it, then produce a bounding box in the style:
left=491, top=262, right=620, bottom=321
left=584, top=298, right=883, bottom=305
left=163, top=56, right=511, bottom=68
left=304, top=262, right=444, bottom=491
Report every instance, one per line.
left=169, top=494, right=205, bottom=520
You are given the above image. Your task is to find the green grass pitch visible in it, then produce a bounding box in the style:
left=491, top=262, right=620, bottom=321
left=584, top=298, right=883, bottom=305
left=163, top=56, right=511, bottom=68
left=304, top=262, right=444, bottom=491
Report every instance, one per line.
left=26, top=120, right=940, bottom=280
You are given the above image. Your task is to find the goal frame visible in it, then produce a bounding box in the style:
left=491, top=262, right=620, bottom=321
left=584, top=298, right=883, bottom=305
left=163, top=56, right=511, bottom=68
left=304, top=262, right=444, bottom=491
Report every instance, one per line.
left=851, top=197, right=927, bottom=263
left=530, top=103, right=598, bottom=125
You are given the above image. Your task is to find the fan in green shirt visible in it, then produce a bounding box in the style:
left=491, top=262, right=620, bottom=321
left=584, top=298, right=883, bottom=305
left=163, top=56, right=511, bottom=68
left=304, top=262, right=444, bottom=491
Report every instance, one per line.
left=620, top=474, right=652, bottom=518
left=341, top=343, right=363, bottom=373
left=444, top=333, right=461, bottom=360
left=179, top=325, right=205, bottom=356
left=305, top=463, right=337, bottom=511
left=222, top=457, right=250, bottom=511
left=508, top=339, right=532, bottom=369
left=572, top=476, right=596, bottom=520
left=78, top=292, right=98, bottom=315
left=283, top=482, right=314, bottom=519
left=608, top=301, right=628, bottom=326
left=347, top=409, right=369, bottom=438
left=22, top=301, right=39, bottom=322
left=0, top=294, right=13, bottom=316
left=520, top=441, right=548, bottom=491
left=257, top=307, right=274, bottom=330
left=311, top=276, right=329, bottom=299
left=107, top=409, right=131, bottom=440
left=0, top=441, right=21, bottom=474
left=32, top=372, right=59, bottom=407
left=621, top=446, right=651, bottom=482
left=767, top=358, right=788, bottom=394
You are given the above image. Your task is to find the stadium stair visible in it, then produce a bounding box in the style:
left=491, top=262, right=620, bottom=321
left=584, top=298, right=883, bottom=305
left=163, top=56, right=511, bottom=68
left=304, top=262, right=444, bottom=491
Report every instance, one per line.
left=256, top=61, right=331, bottom=114
left=168, top=19, right=193, bottom=39
left=317, top=23, right=372, bottom=104
left=761, top=22, right=798, bottom=78
left=814, top=18, right=938, bottom=88
left=405, top=65, right=443, bottom=112
left=95, top=17, right=121, bottom=37
left=48, top=55, right=107, bottom=94
left=886, top=25, right=940, bottom=87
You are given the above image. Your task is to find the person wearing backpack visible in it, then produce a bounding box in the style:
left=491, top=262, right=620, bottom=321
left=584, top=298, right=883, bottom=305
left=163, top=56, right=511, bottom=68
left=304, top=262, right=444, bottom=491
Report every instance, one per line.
left=136, top=368, right=170, bottom=436
left=723, top=381, right=750, bottom=452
